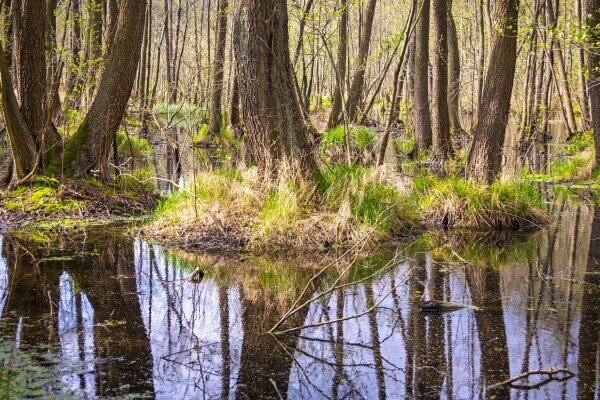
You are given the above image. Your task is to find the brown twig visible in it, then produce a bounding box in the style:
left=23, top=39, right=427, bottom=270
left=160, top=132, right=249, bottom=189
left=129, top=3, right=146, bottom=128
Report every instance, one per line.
left=487, top=368, right=575, bottom=390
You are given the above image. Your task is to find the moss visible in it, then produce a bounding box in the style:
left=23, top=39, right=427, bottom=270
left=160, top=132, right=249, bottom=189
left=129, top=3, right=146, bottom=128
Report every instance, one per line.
left=1, top=179, right=82, bottom=214
left=49, top=119, right=90, bottom=176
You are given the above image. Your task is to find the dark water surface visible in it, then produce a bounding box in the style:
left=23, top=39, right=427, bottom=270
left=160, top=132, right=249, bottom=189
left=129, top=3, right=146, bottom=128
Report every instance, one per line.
left=0, top=199, right=599, bottom=399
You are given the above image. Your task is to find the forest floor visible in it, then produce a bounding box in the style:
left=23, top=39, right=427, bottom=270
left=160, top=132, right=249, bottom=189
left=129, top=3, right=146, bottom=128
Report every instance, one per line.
left=0, top=177, right=156, bottom=234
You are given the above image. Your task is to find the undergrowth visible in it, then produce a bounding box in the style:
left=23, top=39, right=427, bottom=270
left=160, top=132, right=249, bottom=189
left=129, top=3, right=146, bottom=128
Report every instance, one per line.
left=415, top=176, right=550, bottom=230
left=148, top=165, right=549, bottom=251
left=0, top=176, right=155, bottom=229
left=524, top=131, right=595, bottom=182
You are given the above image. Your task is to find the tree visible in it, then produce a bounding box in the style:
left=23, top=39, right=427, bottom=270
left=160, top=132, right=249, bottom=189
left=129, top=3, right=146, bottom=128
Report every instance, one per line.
left=208, top=0, right=229, bottom=138
left=0, top=0, right=47, bottom=183
left=466, top=0, right=520, bottom=184
left=413, top=0, right=432, bottom=153
left=447, top=0, right=462, bottom=135
left=233, top=0, right=319, bottom=182
left=66, top=0, right=83, bottom=109
left=546, top=0, right=578, bottom=136
left=65, top=0, right=148, bottom=179
left=587, top=0, right=600, bottom=169
left=327, top=0, right=349, bottom=129
left=345, top=0, right=377, bottom=122
left=431, top=0, right=451, bottom=164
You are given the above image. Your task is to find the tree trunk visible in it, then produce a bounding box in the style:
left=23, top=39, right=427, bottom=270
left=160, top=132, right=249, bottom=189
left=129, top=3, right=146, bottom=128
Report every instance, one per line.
left=577, top=0, right=590, bottom=130
left=66, top=0, right=83, bottom=110
left=345, top=0, right=377, bottom=123
left=233, top=0, right=319, bottom=183
left=106, top=0, right=119, bottom=50
left=587, top=0, right=600, bottom=169
left=229, top=71, right=240, bottom=129
left=327, top=0, right=349, bottom=129
left=447, top=0, right=462, bottom=134
left=66, top=0, right=148, bottom=178
left=0, top=0, right=47, bottom=183
left=413, top=0, right=433, bottom=153
left=466, top=0, right=519, bottom=184
left=13, top=0, right=47, bottom=145
left=88, top=0, right=103, bottom=98
left=208, top=0, right=228, bottom=138
left=547, top=0, right=578, bottom=136
left=431, top=0, right=450, bottom=163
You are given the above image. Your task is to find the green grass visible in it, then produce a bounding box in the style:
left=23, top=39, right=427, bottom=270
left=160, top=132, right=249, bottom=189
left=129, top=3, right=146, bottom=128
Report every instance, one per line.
left=319, top=125, right=376, bottom=165
left=414, top=176, right=549, bottom=229
left=116, top=131, right=152, bottom=159
left=524, top=131, right=595, bottom=182
left=149, top=165, right=550, bottom=250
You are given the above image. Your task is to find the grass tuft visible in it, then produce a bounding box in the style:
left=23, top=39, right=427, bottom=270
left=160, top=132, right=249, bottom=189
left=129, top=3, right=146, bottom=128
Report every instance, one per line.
left=416, top=176, right=549, bottom=229
left=148, top=164, right=550, bottom=251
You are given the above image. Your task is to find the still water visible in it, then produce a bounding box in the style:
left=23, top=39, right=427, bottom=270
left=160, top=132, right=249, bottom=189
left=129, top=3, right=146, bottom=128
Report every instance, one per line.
left=0, top=199, right=598, bottom=399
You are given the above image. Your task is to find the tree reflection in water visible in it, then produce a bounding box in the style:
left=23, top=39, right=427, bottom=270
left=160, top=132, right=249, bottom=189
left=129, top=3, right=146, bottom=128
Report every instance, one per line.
left=0, top=200, right=597, bottom=399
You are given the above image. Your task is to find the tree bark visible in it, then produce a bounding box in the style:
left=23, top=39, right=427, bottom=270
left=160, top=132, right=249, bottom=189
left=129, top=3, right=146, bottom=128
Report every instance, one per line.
left=466, top=0, right=519, bottom=184
left=88, top=0, right=103, bottom=98
left=413, top=0, right=433, bottom=153
left=345, top=0, right=377, bottom=123
left=208, top=0, right=228, bottom=138
left=66, top=0, right=83, bottom=109
left=13, top=0, right=47, bottom=144
left=447, top=0, right=462, bottom=134
left=327, top=0, right=348, bottom=129
left=577, top=0, right=591, bottom=130
left=587, top=0, right=600, bottom=169
left=431, top=0, right=450, bottom=163
left=0, top=0, right=47, bottom=182
left=233, top=0, right=319, bottom=183
left=66, top=0, right=148, bottom=178
left=546, top=0, right=578, bottom=136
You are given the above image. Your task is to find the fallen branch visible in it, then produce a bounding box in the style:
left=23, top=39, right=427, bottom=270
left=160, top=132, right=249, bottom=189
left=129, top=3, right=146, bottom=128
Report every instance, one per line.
left=272, top=267, right=413, bottom=335
left=487, top=368, right=575, bottom=391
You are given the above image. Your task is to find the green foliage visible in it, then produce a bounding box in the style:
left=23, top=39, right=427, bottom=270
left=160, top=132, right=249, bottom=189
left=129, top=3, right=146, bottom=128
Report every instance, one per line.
left=192, top=124, right=210, bottom=143
left=524, top=131, right=595, bottom=183
left=153, top=103, right=205, bottom=128
left=114, top=166, right=155, bottom=196
left=549, top=152, right=593, bottom=181
left=319, top=125, right=376, bottom=165
left=566, top=131, right=594, bottom=154
left=260, top=181, right=307, bottom=230
left=116, top=131, right=152, bottom=159
left=150, top=167, right=550, bottom=250
left=393, top=137, right=415, bottom=157
left=320, top=165, right=416, bottom=231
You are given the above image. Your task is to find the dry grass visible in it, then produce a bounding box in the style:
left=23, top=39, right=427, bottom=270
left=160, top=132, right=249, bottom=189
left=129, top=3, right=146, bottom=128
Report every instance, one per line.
left=146, top=166, right=550, bottom=251
left=146, top=166, right=414, bottom=251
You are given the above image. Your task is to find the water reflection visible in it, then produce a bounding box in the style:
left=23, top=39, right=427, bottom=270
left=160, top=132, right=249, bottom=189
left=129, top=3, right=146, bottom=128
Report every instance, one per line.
left=134, top=241, right=243, bottom=399
left=58, top=271, right=96, bottom=397
left=0, top=200, right=598, bottom=399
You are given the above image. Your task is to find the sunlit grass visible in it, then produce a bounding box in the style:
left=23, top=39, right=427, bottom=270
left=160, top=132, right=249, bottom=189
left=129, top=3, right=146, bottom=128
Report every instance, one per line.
left=149, top=163, right=549, bottom=250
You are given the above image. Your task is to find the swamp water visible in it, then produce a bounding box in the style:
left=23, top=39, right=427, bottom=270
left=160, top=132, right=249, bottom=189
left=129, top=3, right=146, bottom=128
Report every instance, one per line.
left=0, top=198, right=598, bottom=399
